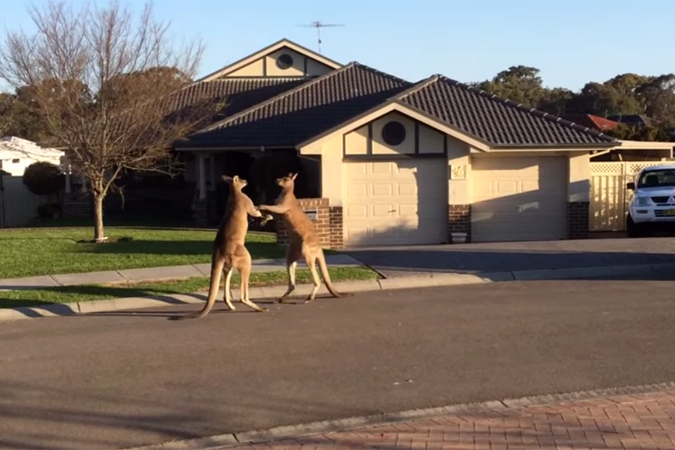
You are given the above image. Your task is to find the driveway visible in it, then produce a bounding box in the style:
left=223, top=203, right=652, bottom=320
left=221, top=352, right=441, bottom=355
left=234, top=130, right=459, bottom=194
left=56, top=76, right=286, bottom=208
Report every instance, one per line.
left=347, top=237, right=675, bottom=278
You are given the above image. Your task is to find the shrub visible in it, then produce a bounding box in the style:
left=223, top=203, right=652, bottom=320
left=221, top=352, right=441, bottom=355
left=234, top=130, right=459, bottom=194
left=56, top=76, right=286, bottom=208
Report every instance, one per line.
left=22, top=161, right=65, bottom=196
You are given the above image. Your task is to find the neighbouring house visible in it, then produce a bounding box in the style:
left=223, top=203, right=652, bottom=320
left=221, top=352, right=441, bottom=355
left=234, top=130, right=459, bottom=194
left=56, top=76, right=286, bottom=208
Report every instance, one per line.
left=0, top=136, right=65, bottom=176
left=560, top=114, right=673, bottom=162
left=562, top=114, right=619, bottom=132
left=72, top=39, right=672, bottom=247
left=607, top=114, right=653, bottom=127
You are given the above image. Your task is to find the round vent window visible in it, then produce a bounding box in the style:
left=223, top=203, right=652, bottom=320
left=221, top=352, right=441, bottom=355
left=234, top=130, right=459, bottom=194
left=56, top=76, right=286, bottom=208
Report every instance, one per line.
left=276, top=54, right=294, bottom=70
left=381, top=121, right=406, bottom=146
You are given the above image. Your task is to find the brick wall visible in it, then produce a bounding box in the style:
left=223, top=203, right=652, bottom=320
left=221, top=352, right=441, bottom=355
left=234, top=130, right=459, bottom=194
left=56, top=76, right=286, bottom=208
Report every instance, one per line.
left=566, top=201, right=590, bottom=239
left=62, top=191, right=91, bottom=218
left=276, top=198, right=343, bottom=248
left=329, top=206, right=344, bottom=249
left=448, top=204, right=471, bottom=243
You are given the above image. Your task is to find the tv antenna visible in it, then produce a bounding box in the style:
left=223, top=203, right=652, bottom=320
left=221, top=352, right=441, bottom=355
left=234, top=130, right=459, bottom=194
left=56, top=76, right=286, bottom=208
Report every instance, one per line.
left=297, top=21, right=345, bottom=53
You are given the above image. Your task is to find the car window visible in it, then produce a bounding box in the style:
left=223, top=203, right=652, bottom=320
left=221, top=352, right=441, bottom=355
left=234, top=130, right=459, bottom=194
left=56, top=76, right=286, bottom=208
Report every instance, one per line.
left=638, top=170, right=675, bottom=188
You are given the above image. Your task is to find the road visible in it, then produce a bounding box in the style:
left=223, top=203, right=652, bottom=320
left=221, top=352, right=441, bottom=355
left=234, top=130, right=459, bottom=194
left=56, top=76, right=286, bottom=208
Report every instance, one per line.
left=2, top=272, right=675, bottom=449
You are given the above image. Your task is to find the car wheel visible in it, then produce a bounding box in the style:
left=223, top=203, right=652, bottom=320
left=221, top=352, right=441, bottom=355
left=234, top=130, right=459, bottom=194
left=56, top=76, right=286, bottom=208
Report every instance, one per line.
left=626, top=214, right=643, bottom=238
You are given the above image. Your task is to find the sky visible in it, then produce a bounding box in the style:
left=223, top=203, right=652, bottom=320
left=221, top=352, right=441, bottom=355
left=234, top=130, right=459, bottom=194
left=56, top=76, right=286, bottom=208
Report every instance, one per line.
left=1, top=0, right=674, bottom=92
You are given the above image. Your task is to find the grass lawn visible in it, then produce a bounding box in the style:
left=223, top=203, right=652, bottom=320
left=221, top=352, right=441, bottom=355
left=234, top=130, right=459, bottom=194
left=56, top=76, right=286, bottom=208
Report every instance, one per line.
left=0, top=267, right=379, bottom=308
left=0, top=227, right=285, bottom=279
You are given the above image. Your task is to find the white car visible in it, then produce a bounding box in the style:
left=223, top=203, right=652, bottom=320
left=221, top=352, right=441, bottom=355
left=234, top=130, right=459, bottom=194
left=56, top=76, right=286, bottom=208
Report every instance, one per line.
left=626, top=164, right=675, bottom=237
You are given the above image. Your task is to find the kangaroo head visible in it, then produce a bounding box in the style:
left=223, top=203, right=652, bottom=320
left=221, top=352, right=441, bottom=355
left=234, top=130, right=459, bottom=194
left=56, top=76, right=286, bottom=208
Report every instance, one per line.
left=275, top=172, right=297, bottom=191
left=222, top=175, right=248, bottom=191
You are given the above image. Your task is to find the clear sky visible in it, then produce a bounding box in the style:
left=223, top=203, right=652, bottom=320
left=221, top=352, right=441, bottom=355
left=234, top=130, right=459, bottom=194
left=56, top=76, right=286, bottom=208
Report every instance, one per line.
left=1, top=0, right=674, bottom=91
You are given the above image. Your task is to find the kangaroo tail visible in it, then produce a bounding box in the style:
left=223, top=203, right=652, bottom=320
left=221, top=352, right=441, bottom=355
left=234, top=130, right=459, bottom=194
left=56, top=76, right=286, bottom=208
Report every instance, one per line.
left=172, top=258, right=224, bottom=320
left=317, top=249, right=341, bottom=298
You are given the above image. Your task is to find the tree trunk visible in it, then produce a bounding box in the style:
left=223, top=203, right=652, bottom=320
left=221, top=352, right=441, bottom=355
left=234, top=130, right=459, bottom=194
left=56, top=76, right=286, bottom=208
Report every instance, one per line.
left=93, top=193, right=106, bottom=243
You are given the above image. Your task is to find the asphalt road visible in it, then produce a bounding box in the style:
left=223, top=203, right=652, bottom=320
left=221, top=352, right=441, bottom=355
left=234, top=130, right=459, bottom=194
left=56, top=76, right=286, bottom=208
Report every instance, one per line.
left=3, top=274, right=675, bottom=449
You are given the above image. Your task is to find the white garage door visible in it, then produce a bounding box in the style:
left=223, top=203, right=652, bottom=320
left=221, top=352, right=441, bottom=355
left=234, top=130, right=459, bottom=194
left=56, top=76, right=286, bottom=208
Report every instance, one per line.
left=471, top=156, right=567, bottom=242
left=343, top=159, right=448, bottom=246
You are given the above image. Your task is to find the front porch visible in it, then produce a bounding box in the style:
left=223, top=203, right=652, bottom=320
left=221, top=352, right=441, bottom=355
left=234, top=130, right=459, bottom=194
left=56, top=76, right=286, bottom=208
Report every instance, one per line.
left=187, top=149, right=344, bottom=248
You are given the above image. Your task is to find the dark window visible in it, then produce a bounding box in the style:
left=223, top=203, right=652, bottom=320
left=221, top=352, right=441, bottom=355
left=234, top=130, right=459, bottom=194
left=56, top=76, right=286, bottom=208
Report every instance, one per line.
left=11, top=159, right=20, bottom=164
left=276, top=54, right=294, bottom=70
left=381, top=121, right=406, bottom=146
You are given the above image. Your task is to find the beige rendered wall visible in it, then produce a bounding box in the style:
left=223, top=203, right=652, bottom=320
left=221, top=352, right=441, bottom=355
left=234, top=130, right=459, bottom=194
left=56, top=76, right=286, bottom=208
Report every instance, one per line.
left=447, top=137, right=472, bottom=205
left=344, top=125, right=368, bottom=155
left=226, top=58, right=265, bottom=77
left=301, top=135, right=344, bottom=206
left=419, top=124, right=444, bottom=154
left=568, top=152, right=590, bottom=202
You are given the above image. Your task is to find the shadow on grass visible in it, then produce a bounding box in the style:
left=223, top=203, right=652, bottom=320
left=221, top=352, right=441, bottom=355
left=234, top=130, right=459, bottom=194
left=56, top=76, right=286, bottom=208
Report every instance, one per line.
left=0, top=283, right=206, bottom=310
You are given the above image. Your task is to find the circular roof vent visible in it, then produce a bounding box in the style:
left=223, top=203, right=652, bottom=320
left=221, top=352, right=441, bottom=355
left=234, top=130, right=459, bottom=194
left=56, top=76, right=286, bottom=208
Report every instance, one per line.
left=382, top=121, right=407, bottom=146
left=276, top=54, right=294, bottom=70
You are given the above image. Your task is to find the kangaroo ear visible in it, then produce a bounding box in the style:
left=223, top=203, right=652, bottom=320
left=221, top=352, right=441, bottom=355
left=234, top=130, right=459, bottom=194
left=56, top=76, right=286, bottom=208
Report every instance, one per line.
left=222, top=175, right=232, bottom=183
left=233, top=175, right=239, bottom=182
left=290, top=172, right=298, bottom=181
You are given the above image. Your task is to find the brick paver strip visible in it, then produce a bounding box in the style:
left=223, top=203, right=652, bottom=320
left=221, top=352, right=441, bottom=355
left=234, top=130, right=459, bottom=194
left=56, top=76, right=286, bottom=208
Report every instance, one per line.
left=219, top=390, right=675, bottom=450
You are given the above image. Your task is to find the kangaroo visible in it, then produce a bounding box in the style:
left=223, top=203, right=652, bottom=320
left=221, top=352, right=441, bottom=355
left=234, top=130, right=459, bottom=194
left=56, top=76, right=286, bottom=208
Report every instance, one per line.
left=173, top=175, right=273, bottom=320
left=258, top=173, right=342, bottom=303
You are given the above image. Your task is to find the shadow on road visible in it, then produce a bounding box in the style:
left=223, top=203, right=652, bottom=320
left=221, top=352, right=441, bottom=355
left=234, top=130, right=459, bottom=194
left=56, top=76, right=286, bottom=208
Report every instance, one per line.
left=0, top=379, right=356, bottom=450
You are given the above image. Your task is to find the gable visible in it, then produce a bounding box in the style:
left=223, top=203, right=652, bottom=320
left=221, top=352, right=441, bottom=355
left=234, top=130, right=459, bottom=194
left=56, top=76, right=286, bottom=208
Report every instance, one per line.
left=344, top=112, right=457, bottom=157
left=199, top=39, right=342, bottom=81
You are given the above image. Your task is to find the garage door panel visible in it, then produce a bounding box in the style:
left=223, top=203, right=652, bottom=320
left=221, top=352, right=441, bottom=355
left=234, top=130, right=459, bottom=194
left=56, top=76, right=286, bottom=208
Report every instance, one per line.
left=343, top=159, right=447, bottom=247
left=471, top=156, right=567, bottom=243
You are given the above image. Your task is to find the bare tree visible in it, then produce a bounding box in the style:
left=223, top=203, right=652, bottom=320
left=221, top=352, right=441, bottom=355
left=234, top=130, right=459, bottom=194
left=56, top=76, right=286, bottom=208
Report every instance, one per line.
left=0, top=0, right=219, bottom=242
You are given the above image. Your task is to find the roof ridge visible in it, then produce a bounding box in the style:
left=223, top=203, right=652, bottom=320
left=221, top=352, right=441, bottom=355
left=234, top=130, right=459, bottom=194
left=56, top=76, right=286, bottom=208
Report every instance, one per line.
left=434, top=75, right=616, bottom=143
left=392, top=75, right=440, bottom=100
left=192, top=62, right=408, bottom=135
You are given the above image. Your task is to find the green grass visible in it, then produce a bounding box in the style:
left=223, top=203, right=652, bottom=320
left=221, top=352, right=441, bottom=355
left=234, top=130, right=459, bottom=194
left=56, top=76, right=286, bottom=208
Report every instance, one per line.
left=0, top=227, right=285, bottom=279
left=0, top=267, right=379, bottom=308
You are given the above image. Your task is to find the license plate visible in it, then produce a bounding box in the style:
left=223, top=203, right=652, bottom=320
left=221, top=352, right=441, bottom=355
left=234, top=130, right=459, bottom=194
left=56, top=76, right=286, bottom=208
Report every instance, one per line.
left=662, top=209, right=675, bottom=216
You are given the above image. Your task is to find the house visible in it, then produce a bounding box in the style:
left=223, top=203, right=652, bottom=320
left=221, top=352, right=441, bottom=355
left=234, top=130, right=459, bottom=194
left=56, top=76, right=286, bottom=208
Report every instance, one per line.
left=562, top=114, right=619, bottom=132
left=607, top=114, right=653, bottom=127
left=155, top=39, right=669, bottom=247
left=0, top=136, right=65, bottom=176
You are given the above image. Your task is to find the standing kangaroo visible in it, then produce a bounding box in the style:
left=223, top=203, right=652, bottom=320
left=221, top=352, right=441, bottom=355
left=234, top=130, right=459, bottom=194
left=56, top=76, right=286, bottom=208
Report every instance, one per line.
left=173, top=175, right=272, bottom=320
left=258, top=173, right=342, bottom=303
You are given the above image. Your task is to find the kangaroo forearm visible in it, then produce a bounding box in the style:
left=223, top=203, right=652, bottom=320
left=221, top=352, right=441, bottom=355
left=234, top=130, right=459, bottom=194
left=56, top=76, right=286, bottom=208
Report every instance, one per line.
left=258, top=204, right=289, bottom=214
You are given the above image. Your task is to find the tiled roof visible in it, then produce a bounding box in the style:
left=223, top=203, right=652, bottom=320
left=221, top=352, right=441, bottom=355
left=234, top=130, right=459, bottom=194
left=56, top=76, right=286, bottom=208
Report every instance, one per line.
left=608, top=114, right=653, bottom=126
left=397, top=76, right=617, bottom=146
left=563, top=114, right=619, bottom=132
left=166, top=77, right=309, bottom=118
left=180, top=63, right=411, bottom=147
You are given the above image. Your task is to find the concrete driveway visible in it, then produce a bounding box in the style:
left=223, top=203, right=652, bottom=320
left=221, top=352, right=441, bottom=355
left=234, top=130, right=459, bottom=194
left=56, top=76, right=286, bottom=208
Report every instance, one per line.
left=347, top=237, right=675, bottom=278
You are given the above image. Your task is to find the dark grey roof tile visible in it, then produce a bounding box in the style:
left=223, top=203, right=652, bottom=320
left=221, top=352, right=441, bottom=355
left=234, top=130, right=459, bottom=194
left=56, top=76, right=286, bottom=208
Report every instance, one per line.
left=181, top=63, right=411, bottom=147
left=397, top=76, right=616, bottom=146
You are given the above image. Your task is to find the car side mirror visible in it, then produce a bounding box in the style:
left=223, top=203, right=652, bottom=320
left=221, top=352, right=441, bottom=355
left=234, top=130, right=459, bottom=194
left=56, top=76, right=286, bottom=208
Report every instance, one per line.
left=627, top=182, right=635, bottom=191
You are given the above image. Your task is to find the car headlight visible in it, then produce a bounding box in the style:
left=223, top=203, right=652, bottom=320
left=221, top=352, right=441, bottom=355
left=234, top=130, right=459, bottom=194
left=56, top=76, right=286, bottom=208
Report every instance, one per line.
left=635, top=196, right=651, bottom=206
